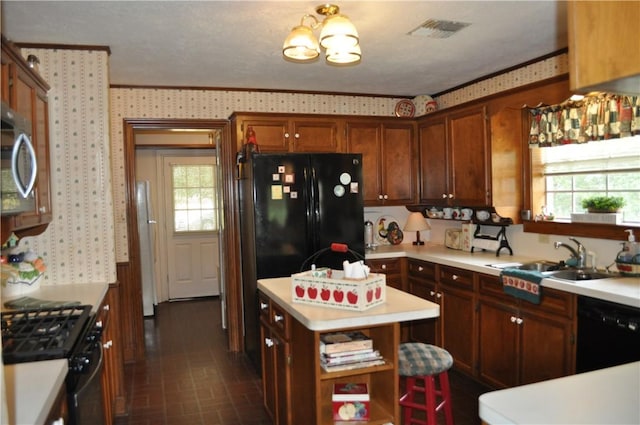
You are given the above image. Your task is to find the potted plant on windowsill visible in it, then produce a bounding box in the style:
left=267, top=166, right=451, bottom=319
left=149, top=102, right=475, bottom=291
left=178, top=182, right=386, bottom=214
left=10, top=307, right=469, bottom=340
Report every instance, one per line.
left=580, top=196, right=626, bottom=213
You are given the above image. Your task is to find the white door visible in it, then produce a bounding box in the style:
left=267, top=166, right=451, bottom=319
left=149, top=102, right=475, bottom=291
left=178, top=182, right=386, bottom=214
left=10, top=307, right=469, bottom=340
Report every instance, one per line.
left=163, top=154, right=220, bottom=299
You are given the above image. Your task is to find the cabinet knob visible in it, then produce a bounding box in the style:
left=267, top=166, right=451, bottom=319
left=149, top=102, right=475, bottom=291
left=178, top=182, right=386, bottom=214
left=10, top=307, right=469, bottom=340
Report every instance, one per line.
left=265, top=337, right=274, bottom=347
left=95, top=320, right=103, bottom=328
left=429, top=291, right=436, bottom=297
left=383, top=194, right=389, bottom=200
left=378, top=194, right=384, bottom=200
left=103, top=304, right=110, bottom=311
left=510, top=316, right=517, bottom=323
left=418, top=266, right=423, bottom=272
left=103, top=340, right=113, bottom=349
left=284, top=132, right=290, bottom=139
left=51, top=418, right=64, bottom=425
left=294, top=133, right=300, bottom=139
left=260, top=302, right=268, bottom=311
left=381, top=264, right=387, bottom=270
left=441, top=193, right=447, bottom=199
left=39, top=206, right=47, bottom=213
left=274, top=314, right=284, bottom=323
left=448, top=194, right=454, bottom=199
left=436, top=292, right=442, bottom=299
left=452, top=274, right=458, bottom=280
left=516, top=318, right=524, bottom=325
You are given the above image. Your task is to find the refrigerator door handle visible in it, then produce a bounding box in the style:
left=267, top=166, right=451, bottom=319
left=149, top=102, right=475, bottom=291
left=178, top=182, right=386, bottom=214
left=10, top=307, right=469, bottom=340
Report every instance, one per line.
left=309, top=164, right=320, bottom=251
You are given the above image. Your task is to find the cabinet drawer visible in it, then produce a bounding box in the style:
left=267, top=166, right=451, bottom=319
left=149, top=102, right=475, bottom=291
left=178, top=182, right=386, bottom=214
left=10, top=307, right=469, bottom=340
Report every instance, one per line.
left=439, top=265, right=474, bottom=290
left=478, top=273, right=514, bottom=303
left=270, top=302, right=290, bottom=339
left=367, top=258, right=402, bottom=274
left=522, top=287, right=576, bottom=319
left=408, top=260, right=436, bottom=280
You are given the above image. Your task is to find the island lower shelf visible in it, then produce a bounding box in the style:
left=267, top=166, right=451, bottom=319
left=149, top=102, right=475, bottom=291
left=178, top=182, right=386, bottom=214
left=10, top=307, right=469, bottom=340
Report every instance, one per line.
left=258, top=277, right=440, bottom=425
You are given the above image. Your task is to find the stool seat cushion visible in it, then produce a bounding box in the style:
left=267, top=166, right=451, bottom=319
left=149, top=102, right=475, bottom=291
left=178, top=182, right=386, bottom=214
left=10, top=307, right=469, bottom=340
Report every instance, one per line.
left=398, top=343, right=453, bottom=377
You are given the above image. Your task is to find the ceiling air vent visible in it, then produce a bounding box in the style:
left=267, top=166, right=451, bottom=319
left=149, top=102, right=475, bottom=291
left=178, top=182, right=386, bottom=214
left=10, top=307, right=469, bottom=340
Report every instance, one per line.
left=409, top=19, right=470, bottom=39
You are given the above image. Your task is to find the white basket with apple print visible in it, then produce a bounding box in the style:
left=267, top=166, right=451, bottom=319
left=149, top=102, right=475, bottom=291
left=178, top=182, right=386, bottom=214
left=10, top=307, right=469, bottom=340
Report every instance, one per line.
left=291, top=270, right=386, bottom=311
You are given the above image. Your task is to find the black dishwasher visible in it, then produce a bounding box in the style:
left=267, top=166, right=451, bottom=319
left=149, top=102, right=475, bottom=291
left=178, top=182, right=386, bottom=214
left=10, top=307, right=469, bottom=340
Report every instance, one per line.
left=576, top=296, right=640, bottom=373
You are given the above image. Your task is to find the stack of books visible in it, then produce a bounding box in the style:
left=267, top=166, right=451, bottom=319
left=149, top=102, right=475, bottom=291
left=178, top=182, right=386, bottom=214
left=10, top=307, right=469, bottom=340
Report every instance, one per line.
left=320, top=330, right=385, bottom=372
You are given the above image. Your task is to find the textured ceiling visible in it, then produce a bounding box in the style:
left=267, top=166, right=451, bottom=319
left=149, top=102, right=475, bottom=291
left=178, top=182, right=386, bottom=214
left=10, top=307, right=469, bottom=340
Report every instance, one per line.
left=1, top=1, right=568, bottom=97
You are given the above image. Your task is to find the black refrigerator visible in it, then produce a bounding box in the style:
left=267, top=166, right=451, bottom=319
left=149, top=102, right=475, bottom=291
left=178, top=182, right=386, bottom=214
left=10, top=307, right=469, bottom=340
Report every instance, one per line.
left=239, top=152, right=364, bottom=368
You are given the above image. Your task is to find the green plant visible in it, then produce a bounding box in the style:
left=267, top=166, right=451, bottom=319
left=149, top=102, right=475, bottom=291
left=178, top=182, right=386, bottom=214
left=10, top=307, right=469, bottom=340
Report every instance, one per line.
left=580, top=196, right=625, bottom=212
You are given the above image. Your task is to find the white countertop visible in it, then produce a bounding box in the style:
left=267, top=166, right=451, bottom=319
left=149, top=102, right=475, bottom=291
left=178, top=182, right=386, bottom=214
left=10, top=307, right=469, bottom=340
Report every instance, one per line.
left=258, top=277, right=440, bottom=331
left=2, top=282, right=109, bottom=425
left=366, top=244, right=640, bottom=308
left=479, top=361, right=640, bottom=424
left=3, top=359, right=68, bottom=425
left=1, top=282, right=109, bottom=313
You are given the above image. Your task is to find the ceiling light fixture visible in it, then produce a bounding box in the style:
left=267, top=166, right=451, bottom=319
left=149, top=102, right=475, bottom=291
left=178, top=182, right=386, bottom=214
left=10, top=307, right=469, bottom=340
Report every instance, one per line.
left=282, top=4, right=361, bottom=65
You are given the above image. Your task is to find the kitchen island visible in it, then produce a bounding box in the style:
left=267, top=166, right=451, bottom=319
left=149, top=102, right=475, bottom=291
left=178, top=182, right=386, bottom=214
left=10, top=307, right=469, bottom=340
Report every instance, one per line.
left=257, top=277, right=440, bottom=425
left=479, top=361, right=640, bottom=424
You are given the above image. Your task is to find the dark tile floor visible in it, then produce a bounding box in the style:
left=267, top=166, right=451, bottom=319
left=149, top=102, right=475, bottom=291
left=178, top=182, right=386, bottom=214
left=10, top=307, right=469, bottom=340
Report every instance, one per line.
left=115, top=298, right=491, bottom=425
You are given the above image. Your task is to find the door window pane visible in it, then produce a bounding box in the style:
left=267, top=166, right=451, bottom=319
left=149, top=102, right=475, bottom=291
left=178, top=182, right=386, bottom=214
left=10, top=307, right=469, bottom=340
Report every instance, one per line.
left=171, top=164, right=218, bottom=232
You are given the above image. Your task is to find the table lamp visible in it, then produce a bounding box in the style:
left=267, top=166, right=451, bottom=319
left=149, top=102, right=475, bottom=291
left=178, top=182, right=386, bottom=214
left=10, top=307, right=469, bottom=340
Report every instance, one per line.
left=404, top=212, right=430, bottom=246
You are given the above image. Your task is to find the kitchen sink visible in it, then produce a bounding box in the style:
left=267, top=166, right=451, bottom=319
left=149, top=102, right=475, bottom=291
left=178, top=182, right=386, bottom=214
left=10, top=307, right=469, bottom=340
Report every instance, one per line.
left=517, top=261, right=561, bottom=272
left=548, top=269, right=616, bottom=281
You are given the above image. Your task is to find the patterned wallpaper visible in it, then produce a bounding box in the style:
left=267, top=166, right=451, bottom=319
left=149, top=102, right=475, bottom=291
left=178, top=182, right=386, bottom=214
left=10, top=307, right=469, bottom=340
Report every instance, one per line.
left=18, top=48, right=116, bottom=285
left=15, top=46, right=568, bottom=280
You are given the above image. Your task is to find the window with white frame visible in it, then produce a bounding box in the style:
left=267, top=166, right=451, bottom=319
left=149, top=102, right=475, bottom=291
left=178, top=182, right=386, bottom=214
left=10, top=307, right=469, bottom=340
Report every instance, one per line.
left=540, top=136, right=640, bottom=223
left=171, top=164, right=218, bottom=232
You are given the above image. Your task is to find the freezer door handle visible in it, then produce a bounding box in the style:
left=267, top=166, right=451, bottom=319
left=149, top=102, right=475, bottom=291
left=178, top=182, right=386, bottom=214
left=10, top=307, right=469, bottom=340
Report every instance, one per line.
left=148, top=220, right=157, bottom=224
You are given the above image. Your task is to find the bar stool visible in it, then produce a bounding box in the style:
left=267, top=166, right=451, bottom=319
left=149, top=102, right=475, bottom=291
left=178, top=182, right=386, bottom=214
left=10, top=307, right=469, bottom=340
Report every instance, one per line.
left=398, top=342, right=454, bottom=425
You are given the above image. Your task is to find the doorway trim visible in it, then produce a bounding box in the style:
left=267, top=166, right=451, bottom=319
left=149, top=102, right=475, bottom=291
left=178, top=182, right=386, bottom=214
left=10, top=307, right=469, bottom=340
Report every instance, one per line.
left=122, top=118, right=241, bottom=359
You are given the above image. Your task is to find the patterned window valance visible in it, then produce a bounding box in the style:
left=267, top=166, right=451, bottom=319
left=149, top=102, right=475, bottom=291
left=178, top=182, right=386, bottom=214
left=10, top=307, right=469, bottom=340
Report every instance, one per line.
left=528, top=94, right=640, bottom=147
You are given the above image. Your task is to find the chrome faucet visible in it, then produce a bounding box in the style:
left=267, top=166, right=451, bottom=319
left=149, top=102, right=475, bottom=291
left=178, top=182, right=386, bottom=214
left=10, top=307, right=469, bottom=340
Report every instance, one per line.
left=554, top=237, right=587, bottom=268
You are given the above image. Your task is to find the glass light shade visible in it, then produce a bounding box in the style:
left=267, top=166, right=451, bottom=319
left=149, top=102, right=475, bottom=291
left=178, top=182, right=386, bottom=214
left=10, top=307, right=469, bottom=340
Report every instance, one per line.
left=325, top=44, right=361, bottom=64
left=319, top=14, right=359, bottom=49
left=283, top=25, right=320, bottom=61
left=404, top=212, right=430, bottom=232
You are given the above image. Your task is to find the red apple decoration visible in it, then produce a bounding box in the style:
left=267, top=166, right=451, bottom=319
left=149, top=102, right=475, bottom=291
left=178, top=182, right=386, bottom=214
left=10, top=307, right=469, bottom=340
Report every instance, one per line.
left=366, top=289, right=374, bottom=302
left=347, top=291, right=358, bottom=304
left=320, top=287, right=331, bottom=301
left=333, top=289, right=344, bottom=303
left=375, top=286, right=382, bottom=299
left=308, top=285, right=318, bottom=299
left=295, top=285, right=305, bottom=298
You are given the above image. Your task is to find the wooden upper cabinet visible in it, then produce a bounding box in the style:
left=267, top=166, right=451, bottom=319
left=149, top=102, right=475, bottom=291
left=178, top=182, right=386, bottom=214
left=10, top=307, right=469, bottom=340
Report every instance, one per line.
left=418, top=105, right=490, bottom=207
left=568, top=1, right=640, bottom=95
left=346, top=119, right=416, bottom=206
left=230, top=113, right=341, bottom=153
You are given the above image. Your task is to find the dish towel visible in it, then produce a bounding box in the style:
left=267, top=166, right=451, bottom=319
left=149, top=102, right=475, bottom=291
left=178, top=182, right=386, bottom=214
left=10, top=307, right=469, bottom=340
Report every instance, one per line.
left=500, top=268, right=543, bottom=304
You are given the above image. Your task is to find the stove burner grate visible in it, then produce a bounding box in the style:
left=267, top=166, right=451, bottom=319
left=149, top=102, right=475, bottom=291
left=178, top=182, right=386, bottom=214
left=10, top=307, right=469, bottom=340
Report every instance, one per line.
left=1, top=305, right=92, bottom=364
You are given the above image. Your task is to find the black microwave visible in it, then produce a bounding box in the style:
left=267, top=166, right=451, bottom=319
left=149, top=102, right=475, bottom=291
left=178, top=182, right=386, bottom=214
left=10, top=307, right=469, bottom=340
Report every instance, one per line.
left=1, top=101, right=37, bottom=216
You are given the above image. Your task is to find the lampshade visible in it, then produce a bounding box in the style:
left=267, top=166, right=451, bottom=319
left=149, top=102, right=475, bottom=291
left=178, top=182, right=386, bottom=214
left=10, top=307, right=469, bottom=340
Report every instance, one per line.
left=319, top=14, right=359, bottom=50
left=404, top=212, right=430, bottom=246
left=282, top=24, right=320, bottom=61
left=325, top=44, right=361, bottom=64
left=404, top=212, right=431, bottom=232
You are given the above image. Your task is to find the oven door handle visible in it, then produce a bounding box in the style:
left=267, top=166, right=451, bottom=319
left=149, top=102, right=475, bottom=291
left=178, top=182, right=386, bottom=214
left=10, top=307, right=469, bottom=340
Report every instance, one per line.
left=73, top=342, right=104, bottom=398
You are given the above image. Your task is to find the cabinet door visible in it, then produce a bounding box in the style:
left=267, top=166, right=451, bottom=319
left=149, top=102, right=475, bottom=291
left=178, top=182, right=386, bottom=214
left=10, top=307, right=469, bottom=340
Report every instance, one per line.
left=274, top=333, right=291, bottom=425
left=240, top=118, right=290, bottom=152
left=260, top=322, right=278, bottom=423
left=519, top=309, right=574, bottom=385
left=440, top=285, right=476, bottom=376
left=380, top=123, right=415, bottom=205
left=418, top=115, right=449, bottom=205
left=407, top=260, right=439, bottom=344
left=291, top=119, right=341, bottom=152
left=448, top=106, right=490, bottom=206
left=477, top=299, right=519, bottom=388
left=345, top=121, right=382, bottom=204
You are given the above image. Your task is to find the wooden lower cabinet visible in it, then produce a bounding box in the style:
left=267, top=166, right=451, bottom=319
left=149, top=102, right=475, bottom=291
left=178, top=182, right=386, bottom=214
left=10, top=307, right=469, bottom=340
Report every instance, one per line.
left=259, top=291, right=400, bottom=425
left=407, top=259, right=439, bottom=344
left=477, top=273, right=576, bottom=388
left=99, top=284, right=127, bottom=423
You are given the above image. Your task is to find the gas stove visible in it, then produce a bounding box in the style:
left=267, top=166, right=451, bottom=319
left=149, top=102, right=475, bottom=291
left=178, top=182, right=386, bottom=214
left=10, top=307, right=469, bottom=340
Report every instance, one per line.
left=1, top=305, right=92, bottom=364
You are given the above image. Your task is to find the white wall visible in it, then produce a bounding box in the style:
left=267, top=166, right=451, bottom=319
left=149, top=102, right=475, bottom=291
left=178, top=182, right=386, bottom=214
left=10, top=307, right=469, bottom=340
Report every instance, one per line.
left=365, top=206, right=625, bottom=270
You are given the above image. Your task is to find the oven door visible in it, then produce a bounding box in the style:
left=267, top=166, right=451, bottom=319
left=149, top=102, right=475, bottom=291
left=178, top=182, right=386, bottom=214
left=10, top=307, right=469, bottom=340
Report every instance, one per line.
left=68, top=341, right=105, bottom=425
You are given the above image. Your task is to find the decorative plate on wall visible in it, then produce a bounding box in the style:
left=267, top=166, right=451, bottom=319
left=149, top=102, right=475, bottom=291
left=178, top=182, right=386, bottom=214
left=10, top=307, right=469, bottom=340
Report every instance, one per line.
left=394, top=100, right=416, bottom=117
